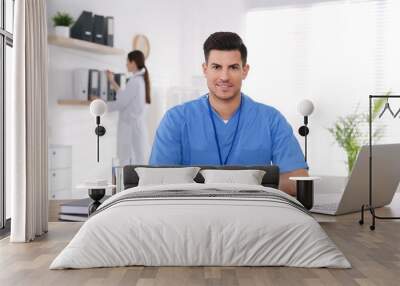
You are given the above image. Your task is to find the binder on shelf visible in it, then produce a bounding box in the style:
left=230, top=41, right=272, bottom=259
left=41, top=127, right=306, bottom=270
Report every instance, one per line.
left=105, top=17, right=114, bottom=47
left=93, top=15, right=106, bottom=45
left=107, top=81, right=115, bottom=101
left=73, top=68, right=89, bottom=101
left=117, top=73, right=127, bottom=90
left=100, top=71, right=108, bottom=101
left=108, top=73, right=126, bottom=101
left=70, top=11, right=94, bottom=42
left=107, top=73, right=126, bottom=101
left=88, top=69, right=100, bottom=99
left=108, top=79, right=116, bottom=101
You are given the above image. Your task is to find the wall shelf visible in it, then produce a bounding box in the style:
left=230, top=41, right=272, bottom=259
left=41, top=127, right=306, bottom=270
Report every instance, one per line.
left=48, top=35, right=124, bottom=55
left=57, top=99, right=91, bottom=106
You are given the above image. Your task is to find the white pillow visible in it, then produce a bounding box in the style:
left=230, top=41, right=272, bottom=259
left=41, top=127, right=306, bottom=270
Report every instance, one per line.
left=135, top=167, right=201, bottom=186
left=200, top=169, right=266, bottom=185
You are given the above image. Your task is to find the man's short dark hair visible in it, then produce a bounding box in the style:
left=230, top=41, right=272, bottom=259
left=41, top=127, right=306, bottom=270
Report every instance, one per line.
left=203, top=32, right=248, bottom=65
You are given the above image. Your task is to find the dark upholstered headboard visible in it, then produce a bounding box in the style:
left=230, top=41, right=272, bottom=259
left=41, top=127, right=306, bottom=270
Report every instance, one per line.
left=123, top=165, right=280, bottom=189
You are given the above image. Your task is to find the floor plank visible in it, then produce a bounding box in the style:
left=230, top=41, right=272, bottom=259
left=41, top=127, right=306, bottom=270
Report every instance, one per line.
left=1, top=199, right=400, bottom=286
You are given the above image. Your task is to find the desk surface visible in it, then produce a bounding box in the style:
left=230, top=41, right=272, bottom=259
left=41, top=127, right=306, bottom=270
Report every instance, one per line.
left=313, top=192, right=400, bottom=222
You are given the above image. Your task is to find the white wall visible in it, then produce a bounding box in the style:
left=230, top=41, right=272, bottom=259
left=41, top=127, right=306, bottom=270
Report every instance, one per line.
left=47, top=0, right=245, bottom=197
left=48, top=0, right=396, bottom=198
left=244, top=0, right=400, bottom=176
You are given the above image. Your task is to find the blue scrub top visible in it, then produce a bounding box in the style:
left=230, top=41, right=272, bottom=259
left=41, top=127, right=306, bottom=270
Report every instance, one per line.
left=149, top=94, right=308, bottom=173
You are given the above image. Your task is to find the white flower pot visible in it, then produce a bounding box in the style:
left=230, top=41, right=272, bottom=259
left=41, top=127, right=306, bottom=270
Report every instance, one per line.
left=54, top=26, right=70, bottom=38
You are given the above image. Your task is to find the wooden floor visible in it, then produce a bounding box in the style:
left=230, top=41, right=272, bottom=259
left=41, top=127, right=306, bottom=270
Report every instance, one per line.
left=1, top=199, right=400, bottom=286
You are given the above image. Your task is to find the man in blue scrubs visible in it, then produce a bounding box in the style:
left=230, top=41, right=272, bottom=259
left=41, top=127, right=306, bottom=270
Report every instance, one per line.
left=150, top=32, right=308, bottom=195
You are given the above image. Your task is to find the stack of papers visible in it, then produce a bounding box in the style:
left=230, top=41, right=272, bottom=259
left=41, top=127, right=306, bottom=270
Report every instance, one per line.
left=58, top=196, right=110, bottom=222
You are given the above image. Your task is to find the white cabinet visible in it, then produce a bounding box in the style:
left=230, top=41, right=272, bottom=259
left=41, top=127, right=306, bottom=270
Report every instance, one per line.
left=48, top=145, right=72, bottom=199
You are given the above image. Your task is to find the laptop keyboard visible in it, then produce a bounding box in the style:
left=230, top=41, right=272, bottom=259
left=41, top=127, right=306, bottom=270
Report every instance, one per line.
left=313, top=203, right=339, bottom=211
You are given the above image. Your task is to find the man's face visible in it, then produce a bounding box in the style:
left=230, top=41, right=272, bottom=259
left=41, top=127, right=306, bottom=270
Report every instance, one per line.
left=202, top=50, right=249, bottom=101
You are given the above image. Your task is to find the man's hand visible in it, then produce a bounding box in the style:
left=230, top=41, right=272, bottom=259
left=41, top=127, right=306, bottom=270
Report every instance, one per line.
left=279, top=169, right=309, bottom=196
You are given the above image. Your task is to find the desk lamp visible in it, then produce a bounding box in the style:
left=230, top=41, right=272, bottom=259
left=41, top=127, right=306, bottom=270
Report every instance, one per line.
left=294, top=99, right=316, bottom=209
left=297, top=99, right=314, bottom=162
left=89, top=99, right=107, bottom=162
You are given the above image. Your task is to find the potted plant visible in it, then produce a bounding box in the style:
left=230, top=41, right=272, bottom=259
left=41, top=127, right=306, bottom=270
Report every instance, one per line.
left=327, top=96, right=387, bottom=175
left=52, top=12, right=74, bottom=38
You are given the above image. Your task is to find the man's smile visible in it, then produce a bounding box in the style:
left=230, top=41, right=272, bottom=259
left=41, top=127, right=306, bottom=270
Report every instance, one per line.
left=216, top=82, right=233, bottom=91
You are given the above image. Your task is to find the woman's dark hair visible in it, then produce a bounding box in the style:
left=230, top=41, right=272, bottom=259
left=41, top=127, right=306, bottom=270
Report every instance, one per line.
left=203, top=32, right=247, bottom=65
left=127, top=50, right=151, bottom=104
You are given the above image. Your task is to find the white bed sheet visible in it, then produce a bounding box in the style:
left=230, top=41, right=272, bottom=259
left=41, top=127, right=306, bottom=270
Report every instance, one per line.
left=50, top=183, right=350, bottom=269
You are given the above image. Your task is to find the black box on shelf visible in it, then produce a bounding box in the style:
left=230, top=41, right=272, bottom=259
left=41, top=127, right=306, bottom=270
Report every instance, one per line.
left=70, top=11, right=114, bottom=47
left=93, top=15, right=106, bottom=45
left=70, top=11, right=94, bottom=42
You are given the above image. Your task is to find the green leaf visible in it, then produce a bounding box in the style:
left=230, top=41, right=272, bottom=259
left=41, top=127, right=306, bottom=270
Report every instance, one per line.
left=52, top=12, right=74, bottom=27
left=327, top=94, right=387, bottom=175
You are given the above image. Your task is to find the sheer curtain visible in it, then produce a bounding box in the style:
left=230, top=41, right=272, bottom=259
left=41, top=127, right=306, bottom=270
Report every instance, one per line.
left=10, top=0, right=48, bottom=242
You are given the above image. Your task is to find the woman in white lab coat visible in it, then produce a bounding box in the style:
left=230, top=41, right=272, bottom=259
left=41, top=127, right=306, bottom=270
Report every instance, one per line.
left=106, top=50, right=151, bottom=166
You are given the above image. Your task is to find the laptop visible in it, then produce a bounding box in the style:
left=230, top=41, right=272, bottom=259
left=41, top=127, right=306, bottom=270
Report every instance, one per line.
left=311, top=144, right=400, bottom=215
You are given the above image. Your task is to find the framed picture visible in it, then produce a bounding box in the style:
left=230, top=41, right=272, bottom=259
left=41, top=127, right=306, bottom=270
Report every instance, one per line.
left=132, top=34, right=150, bottom=59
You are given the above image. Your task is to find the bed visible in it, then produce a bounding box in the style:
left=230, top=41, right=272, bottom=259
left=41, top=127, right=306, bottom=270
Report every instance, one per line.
left=50, top=165, right=350, bottom=269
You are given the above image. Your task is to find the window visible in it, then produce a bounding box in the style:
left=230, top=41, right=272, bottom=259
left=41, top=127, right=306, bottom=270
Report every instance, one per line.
left=1, top=0, right=14, bottom=231
left=245, top=0, right=400, bottom=175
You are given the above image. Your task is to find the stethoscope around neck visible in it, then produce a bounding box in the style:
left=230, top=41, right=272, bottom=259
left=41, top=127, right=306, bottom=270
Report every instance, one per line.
left=206, top=94, right=243, bottom=165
